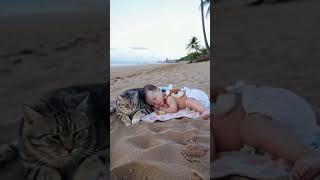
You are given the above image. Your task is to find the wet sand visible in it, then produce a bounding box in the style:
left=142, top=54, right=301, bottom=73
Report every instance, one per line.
left=0, top=11, right=107, bottom=179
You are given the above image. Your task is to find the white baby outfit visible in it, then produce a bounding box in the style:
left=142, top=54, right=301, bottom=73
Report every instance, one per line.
left=214, top=81, right=318, bottom=137
left=183, top=87, right=210, bottom=110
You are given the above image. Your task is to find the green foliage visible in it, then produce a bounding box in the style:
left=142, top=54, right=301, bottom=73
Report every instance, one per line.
left=199, top=47, right=208, bottom=55
left=179, top=51, right=202, bottom=61
left=186, top=37, right=201, bottom=53
left=181, top=36, right=208, bottom=62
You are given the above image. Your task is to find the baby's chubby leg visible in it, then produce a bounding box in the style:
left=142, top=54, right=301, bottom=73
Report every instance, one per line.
left=213, top=98, right=246, bottom=152
left=240, top=113, right=310, bottom=162
left=240, top=113, right=320, bottom=180
left=184, top=97, right=210, bottom=119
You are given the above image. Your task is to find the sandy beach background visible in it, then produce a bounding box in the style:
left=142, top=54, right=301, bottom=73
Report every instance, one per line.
left=214, top=0, right=320, bottom=107
left=110, top=61, right=210, bottom=180
left=0, top=11, right=107, bottom=179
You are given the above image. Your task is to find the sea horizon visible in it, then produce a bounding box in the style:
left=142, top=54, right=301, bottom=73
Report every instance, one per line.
left=110, top=60, right=164, bottom=67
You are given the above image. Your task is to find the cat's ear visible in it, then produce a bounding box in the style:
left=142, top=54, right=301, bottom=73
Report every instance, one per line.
left=76, top=93, right=90, bottom=112
left=117, top=95, right=124, bottom=101
left=22, top=105, right=43, bottom=124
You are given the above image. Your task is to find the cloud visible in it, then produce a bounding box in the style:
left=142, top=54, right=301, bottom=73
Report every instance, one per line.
left=110, top=47, right=164, bottom=63
left=128, top=47, right=149, bottom=50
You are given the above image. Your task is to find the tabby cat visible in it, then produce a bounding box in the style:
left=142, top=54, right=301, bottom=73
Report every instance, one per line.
left=116, top=88, right=152, bottom=126
left=0, top=84, right=107, bottom=180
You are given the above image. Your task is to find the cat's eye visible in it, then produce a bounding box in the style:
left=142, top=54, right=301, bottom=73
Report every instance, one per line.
left=73, top=129, right=88, bottom=140
left=44, top=135, right=61, bottom=145
left=73, top=131, right=82, bottom=139
left=50, top=135, right=61, bottom=142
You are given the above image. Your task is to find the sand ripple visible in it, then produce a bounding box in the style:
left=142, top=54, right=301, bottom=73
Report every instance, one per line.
left=110, top=119, right=210, bottom=180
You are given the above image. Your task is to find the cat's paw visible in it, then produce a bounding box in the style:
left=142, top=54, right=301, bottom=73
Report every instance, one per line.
left=73, top=155, right=107, bottom=180
left=132, top=111, right=143, bottom=124
left=119, top=114, right=132, bottom=126
left=25, top=167, right=61, bottom=180
left=123, top=120, right=132, bottom=126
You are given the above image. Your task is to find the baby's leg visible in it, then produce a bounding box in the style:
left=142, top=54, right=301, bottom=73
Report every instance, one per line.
left=240, top=113, right=320, bottom=180
left=213, top=98, right=246, bottom=152
left=185, top=97, right=207, bottom=113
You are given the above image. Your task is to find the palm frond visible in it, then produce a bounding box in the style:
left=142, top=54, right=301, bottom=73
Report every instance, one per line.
left=200, top=0, right=211, bottom=18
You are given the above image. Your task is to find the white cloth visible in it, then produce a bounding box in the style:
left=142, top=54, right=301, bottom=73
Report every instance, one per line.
left=213, top=93, right=237, bottom=115
left=223, top=81, right=318, bottom=136
left=141, top=109, right=200, bottom=123
left=242, top=85, right=318, bottom=135
left=184, top=88, right=210, bottom=110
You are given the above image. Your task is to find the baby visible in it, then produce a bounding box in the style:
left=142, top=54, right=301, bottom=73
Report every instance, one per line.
left=141, top=84, right=210, bottom=120
left=213, top=86, right=320, bottom=180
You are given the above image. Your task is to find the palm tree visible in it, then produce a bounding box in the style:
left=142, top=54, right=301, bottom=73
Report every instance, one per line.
left=186, top=37, right=201, bottom=53
left=203, top=0, right=211, bottom=17
left=200, top=0, right=210, bottom=56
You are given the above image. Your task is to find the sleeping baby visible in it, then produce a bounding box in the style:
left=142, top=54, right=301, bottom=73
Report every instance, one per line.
left=141, top=84, right=210, bottom=120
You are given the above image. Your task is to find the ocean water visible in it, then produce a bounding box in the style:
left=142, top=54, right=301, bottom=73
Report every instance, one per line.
left=110, top=60, right=162, bottom=67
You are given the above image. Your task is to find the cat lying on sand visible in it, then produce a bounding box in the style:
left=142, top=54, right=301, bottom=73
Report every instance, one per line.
left=0, top=84, right=107, bottom=180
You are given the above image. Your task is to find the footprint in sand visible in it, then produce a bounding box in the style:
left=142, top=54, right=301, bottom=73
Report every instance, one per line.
left=126, top=135, right=163, bottom=149
left=181, top=140, right=209, bottom=162
left=155, top=129, right=199, bottom=145
left=111, top=161, right=167, bottom=180
left=147, top=124, right=166, bottom=133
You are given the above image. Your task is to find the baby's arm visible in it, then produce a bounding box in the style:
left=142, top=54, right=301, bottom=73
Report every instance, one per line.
left=158, top=96, right=178, bottom=113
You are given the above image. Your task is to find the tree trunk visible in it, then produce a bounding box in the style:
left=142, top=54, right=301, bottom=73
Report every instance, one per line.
left=201, top=0, right=210, bottom=57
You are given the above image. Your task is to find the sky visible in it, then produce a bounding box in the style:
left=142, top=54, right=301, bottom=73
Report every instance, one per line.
left=0, top=0, right=105, bottom=16
left=110, top=0, right=210, bottom=63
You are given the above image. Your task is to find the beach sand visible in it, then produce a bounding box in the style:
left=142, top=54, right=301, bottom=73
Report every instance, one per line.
left=0, top=11, right=107, bottom=179
left=214, top=0, right=320, bottom=107
left=110, top=61, right=210, bottom=180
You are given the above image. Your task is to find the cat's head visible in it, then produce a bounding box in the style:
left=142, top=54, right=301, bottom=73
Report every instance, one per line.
left=22, top=92, right=93, bottom=167
left=116, top=91, right=140, bottom=114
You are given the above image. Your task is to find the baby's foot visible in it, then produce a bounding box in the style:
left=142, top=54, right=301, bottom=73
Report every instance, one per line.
left=289, top=151, right=320, bottom=180
left=200, top=111, right=210, bottom=120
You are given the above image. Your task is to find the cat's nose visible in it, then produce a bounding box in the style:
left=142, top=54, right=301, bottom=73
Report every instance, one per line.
left=64, top=144, right=74, bottom=154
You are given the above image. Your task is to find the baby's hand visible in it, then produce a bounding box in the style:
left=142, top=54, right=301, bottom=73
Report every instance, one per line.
left=158, top=106, right=164, bottom=111
left=200, top=111, right=210, bottom=120
left=153, top=104, right=160, bottom=109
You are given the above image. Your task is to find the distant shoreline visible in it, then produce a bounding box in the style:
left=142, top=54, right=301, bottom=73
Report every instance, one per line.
left=110, top=62, right=169, bottom=68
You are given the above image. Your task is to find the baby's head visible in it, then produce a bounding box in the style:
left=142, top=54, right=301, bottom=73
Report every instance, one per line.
left=142, top=84, right=164, bottom=107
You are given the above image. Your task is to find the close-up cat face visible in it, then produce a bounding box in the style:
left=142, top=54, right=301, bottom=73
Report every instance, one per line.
left=22, top=94, right=92, bottom=167
left=116, top=92, right=140, bottom=114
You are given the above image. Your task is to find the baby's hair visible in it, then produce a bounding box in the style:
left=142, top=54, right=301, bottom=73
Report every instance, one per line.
left=141, top=84, right=158, bottom=103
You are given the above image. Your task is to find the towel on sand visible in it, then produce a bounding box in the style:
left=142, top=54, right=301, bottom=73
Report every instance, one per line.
left=141, top=109, right=200, bottom=123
